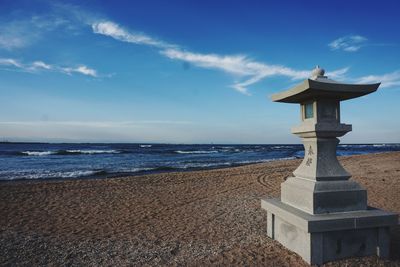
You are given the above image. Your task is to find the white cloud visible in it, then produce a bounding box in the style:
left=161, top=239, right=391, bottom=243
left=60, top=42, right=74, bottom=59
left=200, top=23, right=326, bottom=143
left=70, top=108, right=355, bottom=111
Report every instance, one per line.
left=161, top=49, right=251, bottom=75
left=92, top=21, right=173, bottom=48
left=326, top=67, right=350, bottom=80
left=329, top=35, right=368, bottom=52
left=32, top=61, right=52, bottom=70
left=161, top=48, right=346, bottom=94
left=75, top=65, right=97, bottom=76
left=62, top=65, right=97, bottom=77
left=0, top=58, right=98, bottom=77
left=0, top=58, right=23, bottom=68
left=356, top=70, right=400, bottom=88
left=92, top=20, right=351, bottom=94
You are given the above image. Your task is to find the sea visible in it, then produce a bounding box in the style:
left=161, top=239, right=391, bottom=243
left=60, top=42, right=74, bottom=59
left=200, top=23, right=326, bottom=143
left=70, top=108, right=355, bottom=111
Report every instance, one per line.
left=0, top=142, right=399, bottom=181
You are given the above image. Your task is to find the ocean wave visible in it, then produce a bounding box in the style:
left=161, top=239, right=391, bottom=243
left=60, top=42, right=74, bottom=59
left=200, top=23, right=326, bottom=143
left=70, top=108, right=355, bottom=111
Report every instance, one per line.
left=117, top=167, right=156, bottom=173
left=58, top=170, right=107, bottom=178
left=236, top=157, right=296, bottom=164
left=62, top=149, right=120, bottom=155
left=175, top=150, right=219, bottom=154
left=372, top=144, right=387, bottom=147
left=19, top=149, right=121, bottom=156
left=1, top=169, right=108, bottom=180
left=338, top=144, right=400, bottom=148
left=339, top=144, right=371, bottom=148
left=0, top=167, right=164, bottom=180
left=177, top=162, right=232, bottom=169
left=174, top=157, right=297, bottom=169
left=169, top=157, right=297, bottom=169
left=140, top=145, right=152, bottom=148
left=21, top=151, right=56, bottom=156
left=217, top=148, right=242, bottom=153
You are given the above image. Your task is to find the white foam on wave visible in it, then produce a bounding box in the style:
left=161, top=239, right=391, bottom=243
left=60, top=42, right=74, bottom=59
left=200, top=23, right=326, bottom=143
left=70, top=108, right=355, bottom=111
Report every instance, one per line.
left=341, top=144, right=394, bottom=148
left=179, top=162, right=232, bottom=168
left=59, top=170, right=100, bottom=178
left=372, top=144, right=387, bottom=147
left=176, top=157, right=297, bottom=169
left=237, top=157, right=296, bottom=164
left=66, top=149, right=120, bottom=154
left=220, top=148, right=241, bottom=152
left=140, top=145, right=152, bottom=148
left=117, top=167, right=156, bottom=172
left=21, top=149, right=120, bottom=156
left=2, top=170, right=103, bottom=180
left=339, top=144, right=370, bottom=148
left=175, top=150, right=218, bottom=154
left=22, top=151, right=55, bottom=156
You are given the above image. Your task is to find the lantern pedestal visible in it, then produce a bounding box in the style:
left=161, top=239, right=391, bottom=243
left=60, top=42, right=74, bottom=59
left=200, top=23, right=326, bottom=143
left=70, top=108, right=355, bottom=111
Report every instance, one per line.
left=262, top=198, right=396, bottom=265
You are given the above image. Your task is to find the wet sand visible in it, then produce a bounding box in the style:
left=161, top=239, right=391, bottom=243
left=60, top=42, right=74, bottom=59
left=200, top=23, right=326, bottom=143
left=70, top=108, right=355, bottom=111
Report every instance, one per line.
left=1, top=152, right=400, bottom=266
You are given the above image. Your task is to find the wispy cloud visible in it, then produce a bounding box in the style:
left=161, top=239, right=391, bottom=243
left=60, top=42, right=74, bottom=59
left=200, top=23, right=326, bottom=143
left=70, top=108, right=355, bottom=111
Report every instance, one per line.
left=32, top=61, right=52, bottom=70
left=0, top=20, right=39, bottom=50
left=0, top=58, right=23, bottom=68
left=0, top=58, right=98, bottom=77
left=355, top=70, right=400, bottom=88
left=329, top=35, right=368, bottom=52
left=92, top=21, right=174, bottom=48
left=0, top=14, right=72, bottom=50
left=0, top=1, right=104, bottom=51
left=326, top=67, right=350, bottom=79
left=92, top=20, right=350, bottom=94
left=62, top=65, right=98, bottom=77
left=161, top=48, right=313, bottom=94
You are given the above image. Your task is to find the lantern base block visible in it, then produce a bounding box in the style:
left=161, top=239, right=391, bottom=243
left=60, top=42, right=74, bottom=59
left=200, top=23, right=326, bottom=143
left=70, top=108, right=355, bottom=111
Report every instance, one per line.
left=261, top=198, right=397, bottom=265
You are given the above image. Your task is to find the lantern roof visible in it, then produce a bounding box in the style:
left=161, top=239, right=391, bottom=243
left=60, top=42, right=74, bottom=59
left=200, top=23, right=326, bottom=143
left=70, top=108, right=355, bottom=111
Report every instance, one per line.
left=271, top=66, right=380, bottom=103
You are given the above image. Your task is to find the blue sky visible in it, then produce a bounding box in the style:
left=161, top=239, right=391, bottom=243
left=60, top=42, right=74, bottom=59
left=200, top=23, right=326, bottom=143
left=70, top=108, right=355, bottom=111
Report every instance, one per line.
left=0, top=0, right=399, bottom=143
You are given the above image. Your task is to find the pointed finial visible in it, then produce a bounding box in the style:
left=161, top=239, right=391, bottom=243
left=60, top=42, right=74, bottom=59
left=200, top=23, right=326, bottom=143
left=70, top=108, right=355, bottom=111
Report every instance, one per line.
left=310, top=65, right=326, bottom=79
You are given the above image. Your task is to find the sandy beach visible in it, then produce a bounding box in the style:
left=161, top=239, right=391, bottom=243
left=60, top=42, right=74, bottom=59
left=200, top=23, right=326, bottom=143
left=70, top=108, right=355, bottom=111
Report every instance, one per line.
left=1, top=152, right=400, bottom=266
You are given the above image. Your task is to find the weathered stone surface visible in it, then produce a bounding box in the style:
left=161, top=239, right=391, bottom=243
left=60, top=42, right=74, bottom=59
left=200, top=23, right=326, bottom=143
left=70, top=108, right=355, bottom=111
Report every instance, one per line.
left=281, top=177, right=367, bottom=214
left=271, top=77, right=380, bottom=103
left=262, top=198, right=398, bottom=233
left=261, top=66, right=398, bottom=265
left=262, top=198, right=397, bottom=265
left=292, top=138, right=351, bottom=181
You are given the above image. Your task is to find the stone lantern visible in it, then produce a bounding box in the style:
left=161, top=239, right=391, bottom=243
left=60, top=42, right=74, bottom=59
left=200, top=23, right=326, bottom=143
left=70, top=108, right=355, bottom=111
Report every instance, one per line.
left=261, top=66, right=398, bottom=265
